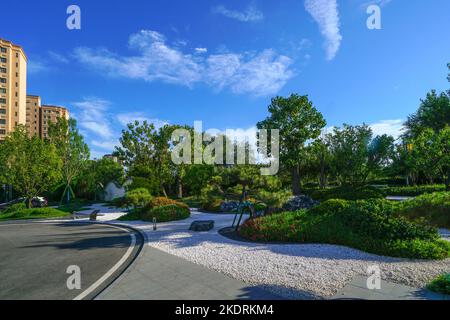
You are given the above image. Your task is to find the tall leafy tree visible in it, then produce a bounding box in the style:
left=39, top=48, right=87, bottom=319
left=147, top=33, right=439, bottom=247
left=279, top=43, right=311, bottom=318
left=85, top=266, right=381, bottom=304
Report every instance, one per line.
left=328, top=124, right=373, bottom=187
left=0, top=126, right=62, bottom=207
left=48, top=118, right=90, bottom=204
left=257, top=94, right=326, bottom=195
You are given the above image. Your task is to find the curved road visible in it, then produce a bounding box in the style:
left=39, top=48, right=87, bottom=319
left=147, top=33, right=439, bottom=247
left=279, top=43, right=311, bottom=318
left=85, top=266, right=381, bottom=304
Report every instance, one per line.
left=0, top=221, right=143, bottom=300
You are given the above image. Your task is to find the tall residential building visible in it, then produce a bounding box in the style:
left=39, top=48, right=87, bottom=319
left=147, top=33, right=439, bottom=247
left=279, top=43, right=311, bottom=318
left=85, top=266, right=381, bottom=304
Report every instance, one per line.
left=0, top=39, right=27, bottom=141
left=40, top=105, right=69, bottom=139
left=26, top=95, right=41, bottom=137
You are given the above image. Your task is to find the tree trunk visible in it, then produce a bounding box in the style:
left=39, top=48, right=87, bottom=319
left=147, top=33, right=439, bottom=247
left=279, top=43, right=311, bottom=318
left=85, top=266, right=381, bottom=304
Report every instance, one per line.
left=162, top=186, right=168, bottom=198
left=291, top=165, right=301, bottom=195
left=176, top=176, right=183, bottom=199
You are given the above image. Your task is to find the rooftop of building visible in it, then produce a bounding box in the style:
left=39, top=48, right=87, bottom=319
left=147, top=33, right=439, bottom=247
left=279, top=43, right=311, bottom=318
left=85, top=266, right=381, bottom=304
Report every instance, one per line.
left=0, top=38, right=27, bottom=61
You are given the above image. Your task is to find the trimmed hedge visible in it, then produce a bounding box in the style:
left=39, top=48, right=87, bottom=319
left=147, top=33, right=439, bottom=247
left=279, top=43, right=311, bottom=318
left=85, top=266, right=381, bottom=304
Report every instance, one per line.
left=304, top=186, right=385, bottom=201
left=141, top=204, right=190, bottom=222
left=395, top=192, right=450, bottom=228
left=238, top=199, right=450, bottom=260
left=380, top=185, right=446, bottom=197
left=0, top=208, right=70, bottom=221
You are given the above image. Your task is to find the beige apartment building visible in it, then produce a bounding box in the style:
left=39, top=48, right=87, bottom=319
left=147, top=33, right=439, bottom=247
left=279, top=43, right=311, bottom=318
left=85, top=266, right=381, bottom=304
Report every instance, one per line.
left=0, top=38, right=69, bottom=140
left=26, top=95, right=41, bottom=137
left=0, top=39, right=27, bottom=141
left=40, top=104, right=69, bottom=139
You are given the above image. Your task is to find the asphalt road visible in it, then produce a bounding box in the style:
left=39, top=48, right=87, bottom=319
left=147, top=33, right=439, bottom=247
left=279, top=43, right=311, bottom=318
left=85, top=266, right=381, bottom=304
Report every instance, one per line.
left=0, top=221, right=143, bottom=300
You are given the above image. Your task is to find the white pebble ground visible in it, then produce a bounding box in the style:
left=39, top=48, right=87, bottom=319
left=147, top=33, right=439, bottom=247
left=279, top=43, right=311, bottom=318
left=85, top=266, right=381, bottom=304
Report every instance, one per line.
left=102, top=206, right=450, bottom=299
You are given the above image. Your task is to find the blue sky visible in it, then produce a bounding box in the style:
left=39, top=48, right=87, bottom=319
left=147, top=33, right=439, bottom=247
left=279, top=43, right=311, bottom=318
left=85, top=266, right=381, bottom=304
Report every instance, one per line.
left=1, top=0, right=449, bottom=158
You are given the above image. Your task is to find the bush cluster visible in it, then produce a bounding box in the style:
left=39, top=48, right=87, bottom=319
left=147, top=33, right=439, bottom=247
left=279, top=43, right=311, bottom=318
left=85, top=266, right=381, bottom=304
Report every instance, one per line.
left=239, top=198, right=450, bottom=260
left=1, top=202, right=26, bottom=214
left=141, top=204, right=190, bottom=222
left=427, top=274, right=450, bottom=295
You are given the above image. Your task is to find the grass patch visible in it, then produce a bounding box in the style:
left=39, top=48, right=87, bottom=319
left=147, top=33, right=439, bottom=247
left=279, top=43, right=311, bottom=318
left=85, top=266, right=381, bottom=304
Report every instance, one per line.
left=395, top=192, right=450, bottom=228
left=0, top=208, right=70, bottom=221
left=427, top=274, right=450, bottom=295
left=238, top=199, right=450, bottom=260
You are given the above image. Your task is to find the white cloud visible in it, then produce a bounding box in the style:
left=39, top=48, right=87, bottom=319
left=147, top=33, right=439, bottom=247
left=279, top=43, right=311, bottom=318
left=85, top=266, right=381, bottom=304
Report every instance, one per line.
left=212, top=4, right=264, bottom=22
left=27, top=60, right=49, bottom=74
left=116, top=112, right=169, bottom=129
left=48, top=51, right=69, bottom=64
left=305, top=0, right=342, bottom=60
left=195, top=47, right=208, bottom=54
left=72, top=98, right=114, bottom=139
left=91, top=139, right=119, bottom=151
left=361, top=0, right=393, bottom=8
left=369, top=119, right=404, bottom=139
left=73, top=30, right=293, bottom=96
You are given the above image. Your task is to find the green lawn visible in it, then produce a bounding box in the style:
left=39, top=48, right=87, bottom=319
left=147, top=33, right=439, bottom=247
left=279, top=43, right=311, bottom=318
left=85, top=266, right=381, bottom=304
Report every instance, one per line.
left=0, top=208, right=70, bottom=221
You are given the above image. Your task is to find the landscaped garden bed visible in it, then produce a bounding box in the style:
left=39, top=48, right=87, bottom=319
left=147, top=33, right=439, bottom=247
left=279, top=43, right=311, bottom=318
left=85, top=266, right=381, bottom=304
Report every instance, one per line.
left=238, top=196, right=450, bottom=260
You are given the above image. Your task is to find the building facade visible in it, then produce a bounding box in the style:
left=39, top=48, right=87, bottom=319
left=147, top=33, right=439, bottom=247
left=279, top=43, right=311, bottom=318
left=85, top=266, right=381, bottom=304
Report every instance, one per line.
left=0, top=39, right=27, bottom=141
left=40, top=105, right=69, bottom=139
left=26, top=95, right=41, bottom=137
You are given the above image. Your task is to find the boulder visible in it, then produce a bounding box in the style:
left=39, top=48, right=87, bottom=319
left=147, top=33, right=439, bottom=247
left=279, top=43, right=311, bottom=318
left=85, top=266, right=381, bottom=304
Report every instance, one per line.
left=283, top=195, right=319, bottom=211
left=189, top=220, right=215, bottom=232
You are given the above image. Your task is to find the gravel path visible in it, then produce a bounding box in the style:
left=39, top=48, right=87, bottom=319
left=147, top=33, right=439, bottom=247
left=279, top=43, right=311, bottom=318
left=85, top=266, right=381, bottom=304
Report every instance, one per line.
left=94, top=205, right=450, bottom=299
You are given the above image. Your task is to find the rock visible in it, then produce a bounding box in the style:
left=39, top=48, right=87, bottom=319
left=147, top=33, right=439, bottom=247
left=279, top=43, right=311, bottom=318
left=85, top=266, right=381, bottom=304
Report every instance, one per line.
left=283, top=195, right=319, bottom=211
left=220, top=201, right=240, bottom=212
left=189, top=220, right=215, bottom=232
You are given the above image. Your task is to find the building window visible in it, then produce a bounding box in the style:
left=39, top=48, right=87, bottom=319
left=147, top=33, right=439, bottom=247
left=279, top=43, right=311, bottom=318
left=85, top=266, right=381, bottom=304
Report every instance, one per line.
left=16, top=53, right=19, bottom=58
left=0, top=78, right=6, bottom=83
left=0, top=47, right=6, bottom=53
left=0, top=119, right=5, bottom=125
left=0, top=88, right=6, bottom=94
left=0, top=68, right=5, bottom=73
left=0, top=98, right=6, bottom=104
left=0, top=130, right=5, bottom=135
left=0, top=109, right=5, bottom=114
left=0, top=58, right=6, bottom=63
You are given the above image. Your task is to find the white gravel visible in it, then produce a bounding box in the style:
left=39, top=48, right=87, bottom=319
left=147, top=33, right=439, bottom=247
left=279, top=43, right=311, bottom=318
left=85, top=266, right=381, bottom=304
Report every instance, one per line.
left=105, top=207, right=450, bottom=299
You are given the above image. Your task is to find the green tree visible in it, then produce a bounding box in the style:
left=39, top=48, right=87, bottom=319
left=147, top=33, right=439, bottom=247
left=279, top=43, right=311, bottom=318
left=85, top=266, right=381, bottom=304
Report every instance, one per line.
left=408, top=127, right=450, bottom=186
left=368, top=134, right=395, bottom=178
left=0, top=126, right=62, bottom=207
left=257, top=94, right=326, bottom=195
left=79, top=158, right=124, bottom=200
left=404, top=90, right=450, bottom=139
left=48, top=118, right=90, bottom=204
left=328, top=124, right=373, bottom=187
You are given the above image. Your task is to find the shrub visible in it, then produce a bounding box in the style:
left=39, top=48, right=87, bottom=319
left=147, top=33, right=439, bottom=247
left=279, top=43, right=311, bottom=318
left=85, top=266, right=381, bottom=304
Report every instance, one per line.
left=427, top=274, right=450, bottom=295
left=305, top=186, right=385, bottom=201
left=141, top=204, right=190, bottom=222
left=380, top=185, right=446, bottom=197
left=147, top=197, right=189, bottom=210
left=395, top=192, right=450, bottom=228
left=238, top=199, right=449, bottom=260
left=125, top=188, right=152, bottom=209
left=2, top=202, right=26, bottom=214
